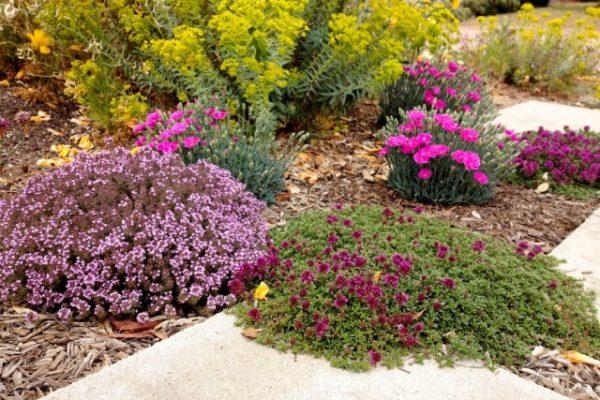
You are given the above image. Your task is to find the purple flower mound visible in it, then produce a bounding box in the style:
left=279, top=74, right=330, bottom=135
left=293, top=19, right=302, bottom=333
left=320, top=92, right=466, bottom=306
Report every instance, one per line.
left=0, top=148, right=267, bottom=321
left=514, top=128, right=599, bottom=186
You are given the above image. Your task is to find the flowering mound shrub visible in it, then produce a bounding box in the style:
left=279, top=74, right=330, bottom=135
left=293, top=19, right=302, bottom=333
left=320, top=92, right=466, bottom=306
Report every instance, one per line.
left=380, top=109, right=514, bottom=204
left=232, top=206, right=600, bottom=370
left=379, top=59, right=495, bottom=125
left=0, top=148, right=267, bottom=321
left=514, top=127, right=599, bottom=187
left=133, top=97, right=298, bottom=203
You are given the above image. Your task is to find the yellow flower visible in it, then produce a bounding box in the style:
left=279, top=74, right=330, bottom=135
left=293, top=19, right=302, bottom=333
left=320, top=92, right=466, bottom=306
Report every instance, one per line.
left=130, top=146, right=141, bottom=155
left=253, top=282, right=270, bottom=301
left=373, top=271, right=382, bottom=283
left=77, top=134, right=94, bottom=150
left=452, top=0, right=461, bottom=10
left=27, top=29, right=54, bottom=54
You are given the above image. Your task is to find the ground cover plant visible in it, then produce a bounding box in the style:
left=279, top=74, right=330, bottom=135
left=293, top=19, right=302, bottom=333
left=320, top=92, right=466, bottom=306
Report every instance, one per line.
left=379, top=109, right=515, bottom=204
left=0, top=148, right=267, bottom=322
left=4, top=0, right=457, bottom=133
left=511, top=127, right=599, bottom=199
left=459, top=4, right=600, bottom=98
left=378, top=58, right=496, bottom=126
left=133, top=96, right=303, bottom=203
left=232, top=205, right=600, bottom=371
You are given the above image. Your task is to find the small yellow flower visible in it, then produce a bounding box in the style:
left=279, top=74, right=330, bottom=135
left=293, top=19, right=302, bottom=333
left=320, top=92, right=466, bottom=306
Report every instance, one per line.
left=253, top=282, right=269, bottom=301
left=130, top=146, right=141, bottom=155
left=27, top=29, right=54, bottom=54
left=452, top=0, right=461, bottom=10
left=373, top=271, right=382, bottom=283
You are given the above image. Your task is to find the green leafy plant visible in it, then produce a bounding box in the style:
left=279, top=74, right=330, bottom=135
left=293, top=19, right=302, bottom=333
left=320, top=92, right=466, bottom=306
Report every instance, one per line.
left=461, top=0, right=520, bottom=16
left=31, top=0, right=457, bottom=132
left=134, top=96, right=305, bottom=203
left=231, top=206, right=599, bottom=370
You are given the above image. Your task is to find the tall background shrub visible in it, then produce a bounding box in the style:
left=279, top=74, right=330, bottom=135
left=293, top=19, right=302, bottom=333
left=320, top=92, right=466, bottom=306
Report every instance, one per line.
left=21, top=0, right=457, bottom=133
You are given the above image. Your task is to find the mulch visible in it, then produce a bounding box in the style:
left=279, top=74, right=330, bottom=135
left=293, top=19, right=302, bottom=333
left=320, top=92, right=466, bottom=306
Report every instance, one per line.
left=0, top=82, right=598, bottom=399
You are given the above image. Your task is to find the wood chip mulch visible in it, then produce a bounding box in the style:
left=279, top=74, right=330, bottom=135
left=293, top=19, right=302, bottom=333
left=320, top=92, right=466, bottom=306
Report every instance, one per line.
left=522, top=347, right=600, bottom=400
left=0, top=307, right=206, bottom=399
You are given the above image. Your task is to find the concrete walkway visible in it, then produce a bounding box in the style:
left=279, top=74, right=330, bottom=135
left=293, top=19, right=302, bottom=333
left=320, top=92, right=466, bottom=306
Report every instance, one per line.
left=552, top=208, right=600, bottom=315
left=43, top=313, right=567, bottom=400
left=494, top=100, right=600, bottom=132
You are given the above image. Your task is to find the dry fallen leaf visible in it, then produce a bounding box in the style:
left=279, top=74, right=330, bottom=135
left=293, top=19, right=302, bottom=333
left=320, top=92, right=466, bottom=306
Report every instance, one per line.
left=560, top=351, right=600, bottom=367
left=109, top=318, right=161, bottom=333
left=362, top=170, right=375, bottom=182
left=30, top=110, right=51, bottom=123
left=47, top=128, right=64, bottom=137
left=287, top=183, right=301, bottom=195
left=275, top=191, right=291, bottom=203
left=536, top=182, right=550, bottom=193
left=241, top=327, right=262, bottom=340
left=70, top=117, right=90, bottom=126
left=296, top=171, right=319, bottom=185
left=471, top=210, right=482, bottom=219
left=0, top=79, right=9, bottom=87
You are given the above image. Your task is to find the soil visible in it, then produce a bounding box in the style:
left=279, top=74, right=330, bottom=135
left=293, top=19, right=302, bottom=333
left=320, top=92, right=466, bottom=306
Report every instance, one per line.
left=0, top=80, right=598, bottom=399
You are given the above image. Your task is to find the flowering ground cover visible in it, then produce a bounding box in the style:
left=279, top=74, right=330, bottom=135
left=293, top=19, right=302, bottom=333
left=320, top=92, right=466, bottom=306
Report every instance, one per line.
left=233, top=205, right=599, bottom=370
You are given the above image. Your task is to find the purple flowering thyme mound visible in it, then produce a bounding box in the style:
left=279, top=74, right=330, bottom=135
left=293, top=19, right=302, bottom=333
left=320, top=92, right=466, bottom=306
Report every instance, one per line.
left=0, top=148, right=267, bottom=322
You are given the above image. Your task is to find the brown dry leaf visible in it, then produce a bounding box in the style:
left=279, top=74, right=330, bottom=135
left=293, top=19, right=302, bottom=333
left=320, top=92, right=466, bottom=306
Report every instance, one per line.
left=70, top=117, right=90, bottom=127
left=47, top=128, right=65, bottom=137
left=0, top=79, right=9, bottom=87
left=287, top=183, right=301, bottom=195
left=109, top=319, right=161, bottom=333
left=296, top=171, right=319, bottom=185
left=241, top=327, right=262, bottom=340
left=362, top=169, right=375, bottom=182
left=15, top=69, right=26, bottom=80
left=560, top=351, right=600, bottom=367
left=275, top=191, right=291, bottom=203
left=471, top=210, right=482, bottom=219
left=30, top=110, right=51, bottom=123
left=411, top=310, right=425, bottom=320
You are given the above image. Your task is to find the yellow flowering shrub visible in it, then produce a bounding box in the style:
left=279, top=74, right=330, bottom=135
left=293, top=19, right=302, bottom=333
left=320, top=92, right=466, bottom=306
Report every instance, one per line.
left=31, top=0, right=456, bottom=133
left=460, top=4, right=600, bottom=97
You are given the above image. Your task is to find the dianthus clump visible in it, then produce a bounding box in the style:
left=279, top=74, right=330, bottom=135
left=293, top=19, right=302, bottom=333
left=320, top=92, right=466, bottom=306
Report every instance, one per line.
left=0, top=148, right=267, bottom=321
left=232, top=206, right=599, bottom=370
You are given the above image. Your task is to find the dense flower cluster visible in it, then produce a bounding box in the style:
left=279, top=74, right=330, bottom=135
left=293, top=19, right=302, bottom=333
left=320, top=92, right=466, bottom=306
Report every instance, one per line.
left=380, top=109, right=513, bottom=204
left=232, top=206, right=599, bottom=370
left=514, top=127, right=599, bottom=186
left=379, top=59, right=495, bottom=125
left=0, top=148, right=267, bottom=321
left=133, top=98, right=292, bottom=203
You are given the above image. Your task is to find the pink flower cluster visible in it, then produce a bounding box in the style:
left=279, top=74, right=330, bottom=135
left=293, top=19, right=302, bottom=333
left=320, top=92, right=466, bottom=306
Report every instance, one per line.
left=405, top=60, right=484, bottom=113
left=0, top=148, right=267, bottom=321
left=380, top=110, right=488, bottom=185
left=133, top=102, right=229, bottom=154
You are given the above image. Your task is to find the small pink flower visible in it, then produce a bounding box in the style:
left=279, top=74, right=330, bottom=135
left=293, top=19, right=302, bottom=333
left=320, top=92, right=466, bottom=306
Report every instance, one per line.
left=417, top=168, right=432, bottom=180
left=183, top=136, right=201, bottom=149
left=473, top=171, right=489, bottom=185
left=378, top=147, right=390, bottom=157
left=132, top=123, right=146, bottom=134
left=460, top=128, right=479, bottom=142
left=134, top=136, right=147, bottom=146
left=368, top=349, right=382, bottom=366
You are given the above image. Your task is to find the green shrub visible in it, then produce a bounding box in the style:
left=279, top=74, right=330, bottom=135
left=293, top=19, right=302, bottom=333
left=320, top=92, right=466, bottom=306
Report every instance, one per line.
left=231, top=206, right=599, bottom=370
left=379, top=109, right=514, bottom=205
left=461, top=0, right=520, bottom=16
left=30, top=0, right=457, bottom=132
left=134, top=96, right=304, bottom=204
left=458, top=5, right=600, bottom=96
left=378, top=58, right=496, bottom=126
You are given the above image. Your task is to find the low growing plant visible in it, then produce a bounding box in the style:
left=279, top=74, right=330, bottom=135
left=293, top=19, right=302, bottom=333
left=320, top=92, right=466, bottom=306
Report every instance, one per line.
left=379, top=59, right=495, bottom=125
left=231, top=206, right=599, bottom=370
left=459, top=4, right=600, bottom=97
left=0, top=148, right=267, bottom=322
left=133, top=97, right=303, bottom=203
left=513, top=127, right=599, bottom=189
left=379, top=109, right=515, bottom=204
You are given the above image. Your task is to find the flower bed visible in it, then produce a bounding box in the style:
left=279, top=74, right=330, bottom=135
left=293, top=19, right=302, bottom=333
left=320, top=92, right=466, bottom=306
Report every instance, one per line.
left=232, top=205, right=599, bottom=370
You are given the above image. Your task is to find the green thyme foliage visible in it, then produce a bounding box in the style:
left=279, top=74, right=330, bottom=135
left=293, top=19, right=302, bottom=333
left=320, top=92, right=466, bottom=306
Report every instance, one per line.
left=233, top=206, right=599, bottom=371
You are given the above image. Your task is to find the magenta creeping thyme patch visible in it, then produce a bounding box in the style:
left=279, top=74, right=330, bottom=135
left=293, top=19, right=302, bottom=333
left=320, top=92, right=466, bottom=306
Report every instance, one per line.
left=380, top=109, right=515, bottom=204
left=232, top=206, right=599, bottom=371
left=0, top=148, right=267, bottom=321
left=513, top=127, right=599, bottom=187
